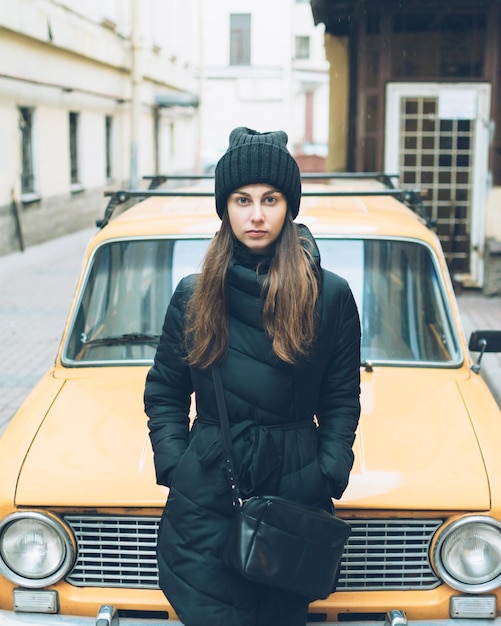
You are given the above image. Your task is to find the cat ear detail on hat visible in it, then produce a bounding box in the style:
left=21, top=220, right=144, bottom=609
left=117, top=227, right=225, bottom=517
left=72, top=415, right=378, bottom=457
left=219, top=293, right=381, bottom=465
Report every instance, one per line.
left=227, top=127, right=289, bottom=149
left=214, top=127, right=301, bottom=220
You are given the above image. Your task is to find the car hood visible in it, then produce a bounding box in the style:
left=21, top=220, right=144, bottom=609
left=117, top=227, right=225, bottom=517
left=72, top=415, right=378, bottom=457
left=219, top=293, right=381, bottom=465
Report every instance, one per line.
left=15, top=368, right=489, bottom=510
left=15, top=371, right=167, bottom=507
left=342, top=368, right=490, bottom=510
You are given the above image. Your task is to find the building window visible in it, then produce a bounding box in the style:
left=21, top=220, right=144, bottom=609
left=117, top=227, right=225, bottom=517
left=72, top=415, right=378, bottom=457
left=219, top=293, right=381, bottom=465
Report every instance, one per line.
left=19, top=107, right=35, bottom=194
left=230, top=14, right=251, bottom=65
left=105, top=115, right=113, bottom=180
left=69, top=111, right=80, bottom=186
left=295, top=35, right=310, bottom=60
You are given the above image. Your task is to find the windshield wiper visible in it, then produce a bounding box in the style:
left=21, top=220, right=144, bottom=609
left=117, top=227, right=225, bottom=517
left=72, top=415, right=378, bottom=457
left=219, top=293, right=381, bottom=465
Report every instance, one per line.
left=82, top=332, right=161, bottom=347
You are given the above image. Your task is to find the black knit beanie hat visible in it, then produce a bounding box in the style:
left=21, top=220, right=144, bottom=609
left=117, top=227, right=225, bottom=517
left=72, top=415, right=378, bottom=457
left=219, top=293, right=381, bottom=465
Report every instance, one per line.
left=214, top=127, right=301, bottom=219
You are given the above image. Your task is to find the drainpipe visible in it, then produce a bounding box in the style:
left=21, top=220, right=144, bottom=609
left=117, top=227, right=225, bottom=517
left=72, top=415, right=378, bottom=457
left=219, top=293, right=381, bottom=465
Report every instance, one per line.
left=10, top=188, right=24, bottom=252
left=130, top=0, right=142, bottom=188
left=195, top=0, right=204, bottom=173
left=283, top=0, right=294, bottom=142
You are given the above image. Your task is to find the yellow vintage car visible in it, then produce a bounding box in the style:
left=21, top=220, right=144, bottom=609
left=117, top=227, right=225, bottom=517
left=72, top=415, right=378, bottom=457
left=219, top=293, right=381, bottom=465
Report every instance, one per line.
left=1, top=174, right=501, bottom=626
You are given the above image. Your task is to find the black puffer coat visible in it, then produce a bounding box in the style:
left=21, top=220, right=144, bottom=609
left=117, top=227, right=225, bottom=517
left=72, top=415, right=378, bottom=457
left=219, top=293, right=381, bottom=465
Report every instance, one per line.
left=144, top=225, right=361, bottom=626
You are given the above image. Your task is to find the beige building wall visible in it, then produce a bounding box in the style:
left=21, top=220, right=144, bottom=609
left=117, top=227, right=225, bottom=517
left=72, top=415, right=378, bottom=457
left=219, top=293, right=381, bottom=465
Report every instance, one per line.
left=0, top=0, right=199, bottom=255
left=324, top=34, right=349, bottom=172
left=486, top=189, right=501, bottom=237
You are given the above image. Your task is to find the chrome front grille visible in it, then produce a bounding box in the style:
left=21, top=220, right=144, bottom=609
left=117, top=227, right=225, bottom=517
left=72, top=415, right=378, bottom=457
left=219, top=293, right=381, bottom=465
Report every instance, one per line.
left=64, top=515, right=442, bottom=591
left=338, top=519, right=442, bottom=590
left=65, top=516, right=159, bottom=588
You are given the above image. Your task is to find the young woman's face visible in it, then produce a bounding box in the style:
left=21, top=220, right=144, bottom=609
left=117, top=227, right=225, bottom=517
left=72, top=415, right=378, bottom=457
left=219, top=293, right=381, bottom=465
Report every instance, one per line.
left=226, top=184, right=288, bottom=255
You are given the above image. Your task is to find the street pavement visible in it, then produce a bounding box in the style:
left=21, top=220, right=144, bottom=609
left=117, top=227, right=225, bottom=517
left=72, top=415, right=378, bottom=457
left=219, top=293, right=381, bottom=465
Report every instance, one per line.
left=1, top=229, right=500, bottom=437
left=455, top=290, right=501, bottom=407
left=0, top=228, right=95, bottom=436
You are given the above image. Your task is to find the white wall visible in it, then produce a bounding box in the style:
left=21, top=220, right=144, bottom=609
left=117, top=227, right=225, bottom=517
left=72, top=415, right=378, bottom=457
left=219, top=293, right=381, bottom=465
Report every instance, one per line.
left=0, top=0, right=200, bottom=252
left=0, top=0, right=329, bottom=252
left=197, top=0, right=329, bottom=170
left=0, top=0, right=199, bottom=188
left=486, top=189, right=501, bottom=239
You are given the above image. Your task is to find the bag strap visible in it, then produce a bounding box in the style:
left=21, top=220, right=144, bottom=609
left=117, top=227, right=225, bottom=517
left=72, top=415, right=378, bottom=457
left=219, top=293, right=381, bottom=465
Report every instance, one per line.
left=212, top=365, right=243, bottom=508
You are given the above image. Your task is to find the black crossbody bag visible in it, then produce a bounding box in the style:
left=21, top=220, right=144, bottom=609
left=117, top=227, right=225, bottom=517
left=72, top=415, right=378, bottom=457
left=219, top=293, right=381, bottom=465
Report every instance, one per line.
left=212, top=366, right=351, bottom=600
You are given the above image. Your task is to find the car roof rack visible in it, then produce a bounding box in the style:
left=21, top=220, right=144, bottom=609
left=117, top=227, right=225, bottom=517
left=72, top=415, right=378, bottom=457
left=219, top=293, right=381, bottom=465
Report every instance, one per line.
left=143, top=172, right=399, bottom=190
left=98, top=173, right=432, bottom=229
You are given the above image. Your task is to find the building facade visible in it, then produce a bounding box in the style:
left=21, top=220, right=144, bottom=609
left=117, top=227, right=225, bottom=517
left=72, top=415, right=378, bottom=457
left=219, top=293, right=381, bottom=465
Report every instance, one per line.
left=0, top=0, right=329, bottom=256
left=0, top=0, right=199, bottom=255
left=196, top=0, right=330, bottom=173
left=311, top=0, right=501, bottom=294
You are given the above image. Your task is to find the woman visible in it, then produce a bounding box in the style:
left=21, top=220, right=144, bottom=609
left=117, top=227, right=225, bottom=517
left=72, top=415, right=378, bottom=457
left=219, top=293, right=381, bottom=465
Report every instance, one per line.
left=144, top=127, right=361, bottom=626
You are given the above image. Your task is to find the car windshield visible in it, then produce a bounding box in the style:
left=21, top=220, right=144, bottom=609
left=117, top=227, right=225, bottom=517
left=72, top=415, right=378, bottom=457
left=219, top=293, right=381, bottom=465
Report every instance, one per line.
left=62, top=237, right=460, bottom=366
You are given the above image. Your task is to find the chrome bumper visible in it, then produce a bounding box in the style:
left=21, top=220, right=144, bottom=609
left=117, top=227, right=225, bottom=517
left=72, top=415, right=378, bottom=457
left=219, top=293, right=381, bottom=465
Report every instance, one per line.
left=0, top=607, right=182, bottom=626
left=321, top=611, right=501, bottom=626
left=2, top=606, right=501, bottom=626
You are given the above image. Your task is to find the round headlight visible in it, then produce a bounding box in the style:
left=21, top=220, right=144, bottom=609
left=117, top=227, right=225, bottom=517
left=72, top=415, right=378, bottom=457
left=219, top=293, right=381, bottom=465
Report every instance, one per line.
left=0, top=512, right=75, bottom=588
left=434, top=516, right=501, bottom=593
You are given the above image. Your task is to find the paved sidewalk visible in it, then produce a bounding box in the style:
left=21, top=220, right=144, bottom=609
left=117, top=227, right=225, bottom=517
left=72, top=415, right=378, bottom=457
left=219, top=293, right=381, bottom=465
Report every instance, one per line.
left=0, top=228, right=95, bottom=435
left=1, top=229, right=500, bottom=436
left=455, top=290, right=501, bottom=407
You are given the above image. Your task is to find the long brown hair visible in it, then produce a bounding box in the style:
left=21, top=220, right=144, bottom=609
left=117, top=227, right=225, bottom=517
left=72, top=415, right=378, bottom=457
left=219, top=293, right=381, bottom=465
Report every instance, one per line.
left=185, top=213, right=319, bottom=368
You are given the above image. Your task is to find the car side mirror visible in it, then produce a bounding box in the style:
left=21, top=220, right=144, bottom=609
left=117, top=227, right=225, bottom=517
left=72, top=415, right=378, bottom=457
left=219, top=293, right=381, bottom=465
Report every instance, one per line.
left=469, top=330, right=501, bottom=353
left=469, top=329, right=501, bottom=374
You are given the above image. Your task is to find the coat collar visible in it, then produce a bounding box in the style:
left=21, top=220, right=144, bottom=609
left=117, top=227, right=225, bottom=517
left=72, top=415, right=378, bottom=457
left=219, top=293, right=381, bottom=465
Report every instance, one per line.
left=227, top=223, right=321, bottom=300
left=231, top=223, right=321, bottom=272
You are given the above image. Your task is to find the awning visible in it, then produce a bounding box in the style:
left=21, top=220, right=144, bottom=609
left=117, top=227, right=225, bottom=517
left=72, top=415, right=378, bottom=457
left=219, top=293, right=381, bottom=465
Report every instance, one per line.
left=310, top=0, right=489, bottom=35
left=310, top=0, right=359, bottom=35
left=155, top=92, right=199, bottom=108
